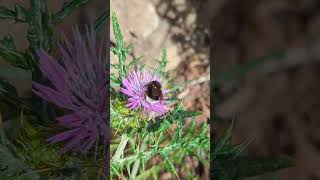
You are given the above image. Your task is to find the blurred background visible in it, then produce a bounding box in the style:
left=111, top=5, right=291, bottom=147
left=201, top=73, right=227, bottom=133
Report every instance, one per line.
left=212, top=0, right=320, bottom=179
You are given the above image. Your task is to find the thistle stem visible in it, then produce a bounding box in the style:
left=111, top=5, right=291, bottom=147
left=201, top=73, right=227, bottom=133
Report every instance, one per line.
left=131, top=134, right=149, bottom=178
left=112, top=134, right=128, bottom=161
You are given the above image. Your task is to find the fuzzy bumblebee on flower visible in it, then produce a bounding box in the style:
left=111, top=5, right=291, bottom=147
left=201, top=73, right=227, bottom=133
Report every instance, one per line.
left=120, top=69, right=170, bottom=118
left=110, top=58, right=172, bottom=132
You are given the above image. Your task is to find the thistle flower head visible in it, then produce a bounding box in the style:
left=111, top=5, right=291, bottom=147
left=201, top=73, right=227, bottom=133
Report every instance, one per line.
left=120, top=70, right=170, bottom=117
left=33, top=27, right=108, bottom=153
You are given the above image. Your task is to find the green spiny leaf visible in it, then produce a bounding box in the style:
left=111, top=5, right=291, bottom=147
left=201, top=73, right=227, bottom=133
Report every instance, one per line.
left=0, top=6, right=15, bottom=20
left=95, top=10, right=109, bottom=32
left=0, top=5, right=28, bottom=22
left=0, top=78, right=17, bottom=96
left=27, top=0, right=53, bottom=52
left=153, top=48, right=167, bottom=77
left=0, top=35, right=29, bottom=69
left=213, top=155, right=295, bottom=179
left=160, top=151, right=180, bottom=179
left=112, top=11, right=124, bottom=51
left=111, top=11, right=130, bottom=79
left=14, top=5, right=28, bottom=22
left=53, top=0, right=89, bottom=24
left=0, top=143, right=40, bottom=179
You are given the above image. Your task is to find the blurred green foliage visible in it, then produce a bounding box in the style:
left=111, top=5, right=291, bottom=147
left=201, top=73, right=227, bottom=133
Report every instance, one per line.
left=0, top=0, right=108, bottom=179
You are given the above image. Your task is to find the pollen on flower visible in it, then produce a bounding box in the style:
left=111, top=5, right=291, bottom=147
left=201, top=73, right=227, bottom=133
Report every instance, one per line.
left=120, top=70, right=170, bottom=117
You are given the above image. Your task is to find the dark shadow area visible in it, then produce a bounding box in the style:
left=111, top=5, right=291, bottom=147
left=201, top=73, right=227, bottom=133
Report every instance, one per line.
left=212, top=0, right=320, bottom=179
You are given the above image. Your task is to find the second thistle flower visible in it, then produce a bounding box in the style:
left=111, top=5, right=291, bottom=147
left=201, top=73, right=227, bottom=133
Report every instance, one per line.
left=33, top=27, right=108, bottom=153
left=120, top=70, right=170, bottom=117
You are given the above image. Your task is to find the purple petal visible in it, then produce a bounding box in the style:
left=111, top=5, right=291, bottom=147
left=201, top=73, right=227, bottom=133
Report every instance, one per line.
left=47, top=128, right=81, bottom=144
left=61, top=129, right=91, bottom=153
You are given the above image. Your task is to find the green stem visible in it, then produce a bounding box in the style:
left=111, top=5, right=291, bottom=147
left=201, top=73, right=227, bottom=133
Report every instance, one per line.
left=131, top=134, right=149, bottom=178
left=0, top=112, right=4, bottom=144
left=112, top=134, right=128, bottom=161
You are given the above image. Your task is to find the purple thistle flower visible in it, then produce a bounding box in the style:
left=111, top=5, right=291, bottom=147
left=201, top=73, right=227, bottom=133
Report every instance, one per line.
left=32, top=27, right=108, bottom=153
left=120, top=70, right=170, bottom=117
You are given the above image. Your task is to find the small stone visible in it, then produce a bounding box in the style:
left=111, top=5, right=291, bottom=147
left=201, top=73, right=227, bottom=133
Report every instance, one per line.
left=111, top=0, right=159, bottom=41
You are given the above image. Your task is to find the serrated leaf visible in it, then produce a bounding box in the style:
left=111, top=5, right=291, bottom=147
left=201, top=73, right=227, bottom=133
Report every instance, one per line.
left=0, top=6, right=15, bottom=20
left=0, top=78, right=17, bottom=96
left=0, top=35, right=16, bottom=49
left=53, top=0, right=89, bottom=24
left=0, top=5, right=27, bottom=22
left=112, top=11, right=123, bottom=50
left=146, top=109, right=200, bottom=133
left=94, top=10, right=109, bottom=32
left=153, top=48, right=167, bottom=77
left=160, top=151, right=180, bottom=179
left=128, top=56, right=143, bottom=69
left=0, top=144, right=40, bottom=180
left=14, top=5, right=28, bottom=22
left=27, top=0, right=53, bottom=52
left=213, top=155, right=295, bottom=179
left=111, top=11, right=129, bottom=78
left=0, top=38, right=29, bottom=69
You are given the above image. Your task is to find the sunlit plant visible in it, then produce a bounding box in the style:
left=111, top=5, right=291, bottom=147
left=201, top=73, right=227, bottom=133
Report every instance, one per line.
left=110, top=12, right=210, bottom=179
